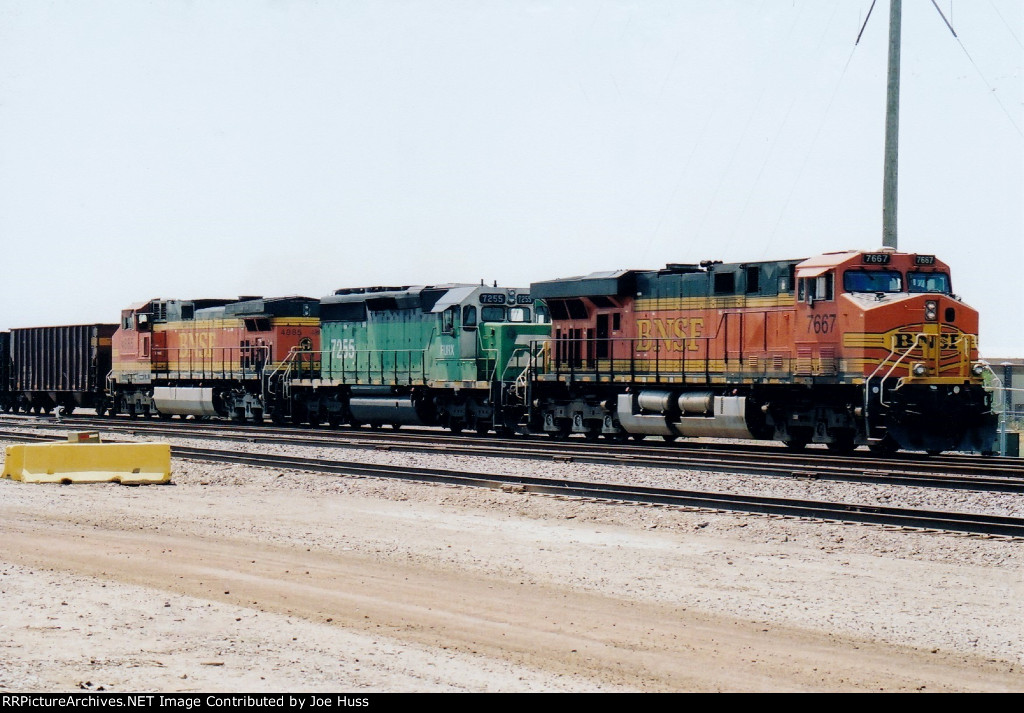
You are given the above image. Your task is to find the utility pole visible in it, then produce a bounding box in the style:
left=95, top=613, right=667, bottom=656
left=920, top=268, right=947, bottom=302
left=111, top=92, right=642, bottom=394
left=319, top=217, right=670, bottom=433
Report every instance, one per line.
left=882, top=0, right=902, bottom=249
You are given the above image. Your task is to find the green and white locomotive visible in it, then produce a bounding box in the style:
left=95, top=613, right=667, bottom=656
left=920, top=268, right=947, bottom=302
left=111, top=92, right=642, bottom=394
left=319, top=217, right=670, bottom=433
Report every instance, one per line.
left=267, top=283, right=549, bottom=433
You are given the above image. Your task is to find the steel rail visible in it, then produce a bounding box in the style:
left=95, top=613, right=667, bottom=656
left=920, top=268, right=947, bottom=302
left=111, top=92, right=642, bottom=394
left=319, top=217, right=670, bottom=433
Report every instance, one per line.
left=173, top=445, right=1024, bottom=538
left=1, top=429, right=1020, bottom=537
left=4, top=418, right=1023, bottom=494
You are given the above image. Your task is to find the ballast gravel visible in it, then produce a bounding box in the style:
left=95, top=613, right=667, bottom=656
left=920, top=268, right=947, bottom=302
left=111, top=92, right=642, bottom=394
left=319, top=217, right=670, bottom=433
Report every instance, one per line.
left=0, top=426, right=1021, bottom=692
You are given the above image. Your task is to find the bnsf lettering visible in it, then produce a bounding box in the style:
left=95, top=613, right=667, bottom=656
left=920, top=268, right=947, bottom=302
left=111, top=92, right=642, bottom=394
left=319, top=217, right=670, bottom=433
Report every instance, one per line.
left=892, top=333, right=963, bottom=350
left=180, top=332, right=216, bottom=350
left=635, top=317, right=704, bottom=352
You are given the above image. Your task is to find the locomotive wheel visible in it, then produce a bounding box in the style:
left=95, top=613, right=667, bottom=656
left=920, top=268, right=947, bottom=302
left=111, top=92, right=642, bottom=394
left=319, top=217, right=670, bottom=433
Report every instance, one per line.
left=327, top=413, right=342, bottom=428
left=631, top=434, right=647, bottom=442
left=662, top=435, right=679, bottom=443
left=783, top=438, right=807, bottom=451
left=584, top=429, right=601, bottom=442
left=475, top=422, right=489, bottom=436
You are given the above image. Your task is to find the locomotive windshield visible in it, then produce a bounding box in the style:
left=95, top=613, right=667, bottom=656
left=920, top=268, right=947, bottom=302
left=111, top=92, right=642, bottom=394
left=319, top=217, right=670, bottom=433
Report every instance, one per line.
left=509, top=307, right=531, bottom=323
left=480, top=306, right=506, bottom=322
left=843, top=269, right=902, bottom=293
left=907, top=271, right=951, bottom=294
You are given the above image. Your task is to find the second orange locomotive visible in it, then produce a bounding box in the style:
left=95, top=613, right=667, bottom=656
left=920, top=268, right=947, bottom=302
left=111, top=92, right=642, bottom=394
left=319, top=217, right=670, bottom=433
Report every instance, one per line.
left=110, top=296, right=320, bottom=421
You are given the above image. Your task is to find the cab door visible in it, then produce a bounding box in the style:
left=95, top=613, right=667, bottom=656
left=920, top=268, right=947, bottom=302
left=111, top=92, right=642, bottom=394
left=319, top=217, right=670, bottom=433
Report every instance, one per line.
left=794, top=270, right=839, bottom=377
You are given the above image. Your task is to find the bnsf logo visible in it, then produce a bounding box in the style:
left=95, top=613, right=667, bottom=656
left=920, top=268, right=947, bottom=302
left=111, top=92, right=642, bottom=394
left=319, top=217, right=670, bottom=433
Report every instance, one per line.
left=892, top=333, right=963, bottom=350
left=180, top=332, right=216, bottom=349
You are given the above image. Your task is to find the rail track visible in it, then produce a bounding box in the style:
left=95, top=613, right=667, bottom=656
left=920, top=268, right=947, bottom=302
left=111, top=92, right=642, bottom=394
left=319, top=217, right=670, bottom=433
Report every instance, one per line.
left=3, top=414, right=1023, bottom=494
left=1, top=426, right=1021, bottom=538
left=0, top=417, right=1022, bottom=538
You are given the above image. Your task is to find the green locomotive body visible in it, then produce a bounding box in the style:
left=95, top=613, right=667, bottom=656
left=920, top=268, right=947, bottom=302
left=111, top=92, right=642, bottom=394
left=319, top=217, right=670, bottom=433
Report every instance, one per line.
left=274, top=284, right=549, bottom=433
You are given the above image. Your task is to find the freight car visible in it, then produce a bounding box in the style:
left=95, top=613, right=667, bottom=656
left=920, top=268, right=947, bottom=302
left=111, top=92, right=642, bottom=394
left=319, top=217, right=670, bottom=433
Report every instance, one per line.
left=0, top=324, right=116, bottom=415
left=110, top=296, right=320, bottom=421
left=526, top=248, right=995, bottom=454
left=269, top=283, right=549, bottom=433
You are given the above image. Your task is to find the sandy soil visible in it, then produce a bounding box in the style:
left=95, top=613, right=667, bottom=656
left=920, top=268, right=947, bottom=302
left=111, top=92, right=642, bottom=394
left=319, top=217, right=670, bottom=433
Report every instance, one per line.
left=0, top=438, right=1022, bottom=692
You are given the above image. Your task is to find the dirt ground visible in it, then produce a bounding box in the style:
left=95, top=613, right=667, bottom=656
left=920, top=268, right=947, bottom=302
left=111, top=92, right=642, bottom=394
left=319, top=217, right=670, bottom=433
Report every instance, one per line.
left=0, top=444, right=1021, bottom=692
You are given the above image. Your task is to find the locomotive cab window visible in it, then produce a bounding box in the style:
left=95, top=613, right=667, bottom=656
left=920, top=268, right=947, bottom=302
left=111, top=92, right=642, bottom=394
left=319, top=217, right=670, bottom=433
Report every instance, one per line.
left=535, top=304, right=550, bottom=324
left=843, top=269, right=902, bottom=293
left=908, top=271, right=951, bottom=294
left=480, top=306, right=505, bottom=323
left=509, top=307, right=530, bottom=323
left=798, top=273, right=833, bottom=302
left=441, top=306, right=456, bottom=335
left=462, top=305, right=477, bottom=329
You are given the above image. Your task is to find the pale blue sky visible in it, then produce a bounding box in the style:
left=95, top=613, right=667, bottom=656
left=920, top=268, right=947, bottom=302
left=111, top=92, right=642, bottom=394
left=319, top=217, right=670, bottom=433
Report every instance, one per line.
left=1, top=1, right=1021, bottom=354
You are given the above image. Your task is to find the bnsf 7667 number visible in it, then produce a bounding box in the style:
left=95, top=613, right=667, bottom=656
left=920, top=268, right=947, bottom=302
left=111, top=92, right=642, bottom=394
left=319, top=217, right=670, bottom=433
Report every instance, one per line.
left=807, top=314, right=837, bottom=334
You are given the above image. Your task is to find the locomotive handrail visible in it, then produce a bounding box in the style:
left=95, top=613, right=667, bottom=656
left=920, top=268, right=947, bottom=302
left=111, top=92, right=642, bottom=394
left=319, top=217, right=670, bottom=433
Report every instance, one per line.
left=876, top=332, right=926, bottom=407
left=546, top=335, right=719, bottom=383
left=150, top=344, right=274, bottom=381
left=261, top=346, right=303, bottom=405
left=322, top=346, right=428, bottom=386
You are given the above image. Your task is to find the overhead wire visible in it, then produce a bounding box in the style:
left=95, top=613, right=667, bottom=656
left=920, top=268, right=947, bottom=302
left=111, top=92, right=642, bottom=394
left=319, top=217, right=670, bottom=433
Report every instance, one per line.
left=724, top=3, right=842, bottom=254
left=930, top=0, right=1023, bottom=139
left=762, top=32, right=861, bottom=257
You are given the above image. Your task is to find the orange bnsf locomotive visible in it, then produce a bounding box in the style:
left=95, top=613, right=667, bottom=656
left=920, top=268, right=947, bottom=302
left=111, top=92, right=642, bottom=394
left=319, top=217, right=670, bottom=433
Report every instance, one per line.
left=527, top=248, right=996, bottom=454
left=109, top=296, right=320, bottom=421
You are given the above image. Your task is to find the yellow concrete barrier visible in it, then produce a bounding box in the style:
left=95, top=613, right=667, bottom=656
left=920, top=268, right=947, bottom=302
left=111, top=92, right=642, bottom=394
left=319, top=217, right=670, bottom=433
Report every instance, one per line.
left=2, top=442, right=171, bottom=484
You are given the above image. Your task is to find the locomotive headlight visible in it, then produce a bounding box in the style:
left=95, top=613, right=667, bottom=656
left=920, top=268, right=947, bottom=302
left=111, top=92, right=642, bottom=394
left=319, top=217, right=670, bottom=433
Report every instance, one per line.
left=912, top=362, right=928, bottom=377
left=971, top=362, right=985, bottom=377
left=924, top=300, right=938, bottom=321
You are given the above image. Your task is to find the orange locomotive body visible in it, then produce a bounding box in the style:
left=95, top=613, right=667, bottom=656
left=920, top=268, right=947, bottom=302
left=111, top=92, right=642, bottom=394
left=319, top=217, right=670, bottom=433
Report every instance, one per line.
left=529, top=248, right=994, bottom=454
left=110, top=296, right=320, bottom=421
